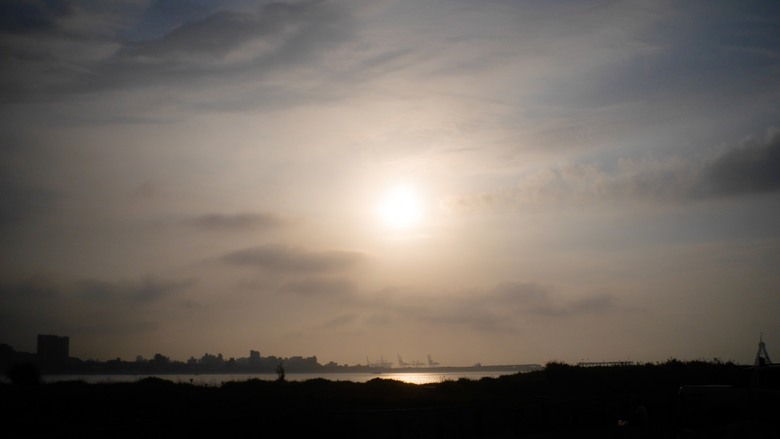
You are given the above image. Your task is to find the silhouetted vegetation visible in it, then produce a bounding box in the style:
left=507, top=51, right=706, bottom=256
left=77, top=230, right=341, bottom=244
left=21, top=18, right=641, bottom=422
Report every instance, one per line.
left=0, top=360, right=764, bottom=438
left=276, top=361, right=285, bottom=382
left=5, top=362, right=40, bottom=386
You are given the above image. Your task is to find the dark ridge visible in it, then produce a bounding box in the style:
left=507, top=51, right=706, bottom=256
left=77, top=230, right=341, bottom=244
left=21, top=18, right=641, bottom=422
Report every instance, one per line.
left=0, top=360, right=773, bottom=438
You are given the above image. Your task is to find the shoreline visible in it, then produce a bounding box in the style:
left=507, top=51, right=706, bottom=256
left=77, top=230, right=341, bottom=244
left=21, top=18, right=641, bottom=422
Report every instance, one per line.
left=33, top=363, right=543, bottom=377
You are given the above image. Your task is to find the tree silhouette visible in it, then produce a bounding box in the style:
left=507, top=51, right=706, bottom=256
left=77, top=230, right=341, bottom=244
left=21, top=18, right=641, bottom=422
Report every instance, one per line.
left=7, top=362, right=41, bottom=386
left=276, top=362, right=285, bottom=382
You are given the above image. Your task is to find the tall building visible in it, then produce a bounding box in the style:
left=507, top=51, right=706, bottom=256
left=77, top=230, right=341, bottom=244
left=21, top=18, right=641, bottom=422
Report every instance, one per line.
left=37, top=334, right=69, bottom=369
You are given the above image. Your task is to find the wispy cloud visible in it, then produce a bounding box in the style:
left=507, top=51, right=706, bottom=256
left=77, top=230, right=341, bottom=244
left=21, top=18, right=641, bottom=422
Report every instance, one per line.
left=0, top=176, right=58, bottom=227
left=0, top=274, right=194, bottom=347
left=341, top=282, right=619, bottom=335
left=480, top=282, right=617, bottom=318
left=0, top=0, right=354, bottom=105
left=76, top=276, right=194, bottom=305
left=0, top=0, right=72, bottom=34
left=280, top=276, right=354, bottom=297
left=184, top=211, right=292, bottom=231
left=87, top=0, right=353, bottom=101
left=441, top=126, right=780, bottom=213
left=221, top=244, right=366, bottom=273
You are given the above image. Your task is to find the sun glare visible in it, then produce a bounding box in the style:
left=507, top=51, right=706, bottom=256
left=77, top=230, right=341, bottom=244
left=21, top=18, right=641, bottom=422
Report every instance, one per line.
left=378, top=184, right=422, bottom=230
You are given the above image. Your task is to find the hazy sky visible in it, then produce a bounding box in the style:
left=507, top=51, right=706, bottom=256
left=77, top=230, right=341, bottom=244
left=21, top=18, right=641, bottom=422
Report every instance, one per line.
left=2, top=0, right=779, bottom=366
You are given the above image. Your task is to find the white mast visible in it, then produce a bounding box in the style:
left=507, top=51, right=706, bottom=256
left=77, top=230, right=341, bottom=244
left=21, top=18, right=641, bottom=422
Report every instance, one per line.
left=754, top=333, right=772, bottom=366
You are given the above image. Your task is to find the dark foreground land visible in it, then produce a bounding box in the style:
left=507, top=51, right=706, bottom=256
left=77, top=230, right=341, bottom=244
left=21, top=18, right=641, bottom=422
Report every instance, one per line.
left=0, top=360, right=772, bottom=438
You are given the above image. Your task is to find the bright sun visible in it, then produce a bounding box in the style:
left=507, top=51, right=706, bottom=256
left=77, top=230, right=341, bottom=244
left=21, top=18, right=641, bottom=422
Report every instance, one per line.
left=377, top=184, right=422, bottom=230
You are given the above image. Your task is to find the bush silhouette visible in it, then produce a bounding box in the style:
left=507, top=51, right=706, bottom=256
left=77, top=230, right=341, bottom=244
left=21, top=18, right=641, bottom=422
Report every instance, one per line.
left=7, top=362, right=41, bottom=386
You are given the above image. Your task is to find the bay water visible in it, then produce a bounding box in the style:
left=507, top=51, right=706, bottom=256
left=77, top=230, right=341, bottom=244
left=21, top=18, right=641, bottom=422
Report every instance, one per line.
left=40, top=370, right=520, bottom=386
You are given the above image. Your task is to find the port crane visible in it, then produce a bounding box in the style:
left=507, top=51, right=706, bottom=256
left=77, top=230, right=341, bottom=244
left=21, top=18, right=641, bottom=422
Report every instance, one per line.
left=366, top=355, right=393, bottom=369
left=397, top=355, right=424, bottom=368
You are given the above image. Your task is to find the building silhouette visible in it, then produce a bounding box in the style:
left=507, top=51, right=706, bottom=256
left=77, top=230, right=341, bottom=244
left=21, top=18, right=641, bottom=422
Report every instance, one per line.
left=37, top=334, right=69, bottom=370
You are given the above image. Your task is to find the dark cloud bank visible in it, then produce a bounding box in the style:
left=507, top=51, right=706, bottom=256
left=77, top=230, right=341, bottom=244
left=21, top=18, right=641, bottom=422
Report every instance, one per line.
left=699, top=128, right=780, bottom=197
left=0, top=0, right=354, bottom=103
left=0, top=275, right=194, bottom=349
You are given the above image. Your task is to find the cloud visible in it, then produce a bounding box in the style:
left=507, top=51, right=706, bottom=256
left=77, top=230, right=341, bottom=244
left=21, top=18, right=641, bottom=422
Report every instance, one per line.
left=92, top=1, right=353, bottom=94
left=184, top=212, right=291, bottom=231
left=0, top=176, right=58, bottom=227
left=0, top=0, right=71, bottom=34
left=441, top=126, right=780, bottom=213
left=125, top=0, right=254, bottom=41
left=319, top=313, right=357, bottom=329
left=0, top=274, right=194, bottom=350
left=465, top=282, right=616, bottom=328
left=698, top=128, right=780, bottom=197
left=0, top=274, right=194, bottom=309
left=0, top=0, right=353, bottom=106
left=439, top=160, right=693, bottom=212
left=486, top=282, right=616, bottom=317
left=0, top=276, right=68, bottom=348
left=0, top=275, right=61, bottom=302
left=280, top=276, right=354, bottom=297
left=0, top=1, right=133, bottom=102
left=119, top=6, right=294, bottom=62
left=487, top=282, right=557, bottom=315
left=350, top=282, right=619, bottom=335
left=545, top=2, right=780, bottom=111
left=221, top=244, right=366, bottom=273
left=421, top=307, right=515, bottom=333
left=76, top=276, right=194, bottom=305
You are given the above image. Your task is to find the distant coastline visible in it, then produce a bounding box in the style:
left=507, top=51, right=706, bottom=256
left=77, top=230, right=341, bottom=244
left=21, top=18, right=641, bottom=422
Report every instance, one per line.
left=1, top=341, right=541, bottom=376
left=33, top=363, right=543, bottom=377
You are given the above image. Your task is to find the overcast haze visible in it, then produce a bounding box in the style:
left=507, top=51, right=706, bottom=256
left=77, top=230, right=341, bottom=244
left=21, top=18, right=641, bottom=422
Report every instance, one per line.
left=1, top=0, right=779, bottom=366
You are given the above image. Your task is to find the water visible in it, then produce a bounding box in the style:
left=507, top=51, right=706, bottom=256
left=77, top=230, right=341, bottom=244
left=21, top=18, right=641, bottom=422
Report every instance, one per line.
left=40, top=370, right=518, bottom=386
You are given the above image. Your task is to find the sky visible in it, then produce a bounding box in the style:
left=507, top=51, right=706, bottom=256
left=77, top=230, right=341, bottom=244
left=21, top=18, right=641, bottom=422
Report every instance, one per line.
left=1, top=0, right=779, bottom=367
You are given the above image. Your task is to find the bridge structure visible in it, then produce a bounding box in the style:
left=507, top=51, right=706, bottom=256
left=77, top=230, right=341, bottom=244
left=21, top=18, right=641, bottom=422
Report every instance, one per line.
left=755, top=333, right=772, bottom=366
left=576, top=361, right=635, bottom=367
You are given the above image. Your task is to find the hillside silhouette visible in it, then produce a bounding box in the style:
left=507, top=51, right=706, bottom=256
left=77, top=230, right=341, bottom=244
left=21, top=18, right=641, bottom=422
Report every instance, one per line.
left=3, top=359, right=768, bottom=438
